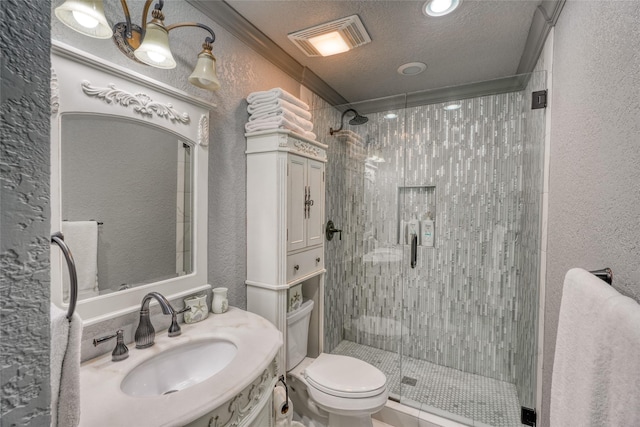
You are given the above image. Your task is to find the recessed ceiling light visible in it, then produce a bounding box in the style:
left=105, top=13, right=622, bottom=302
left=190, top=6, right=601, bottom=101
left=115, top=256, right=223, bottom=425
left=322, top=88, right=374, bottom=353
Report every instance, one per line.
left=397, top=62, right=427, bottom=76
left=444, top=103, right=462, bottom=111
left=384, top=113, right=398, bottom=119
left=423, top=0, right=461, bottom=17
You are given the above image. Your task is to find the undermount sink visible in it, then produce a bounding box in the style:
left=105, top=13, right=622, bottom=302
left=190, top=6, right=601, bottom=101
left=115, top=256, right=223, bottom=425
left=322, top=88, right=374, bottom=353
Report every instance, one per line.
left=121, top=339, right=238, bottom=397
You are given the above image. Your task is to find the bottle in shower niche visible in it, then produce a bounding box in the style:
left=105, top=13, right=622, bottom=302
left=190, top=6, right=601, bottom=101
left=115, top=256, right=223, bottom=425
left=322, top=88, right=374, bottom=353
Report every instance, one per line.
left=399, top=220, right=408, bottom=244
left=421, top=212, right=434, bottom=247
left=407, top=218, right=420, bottom=240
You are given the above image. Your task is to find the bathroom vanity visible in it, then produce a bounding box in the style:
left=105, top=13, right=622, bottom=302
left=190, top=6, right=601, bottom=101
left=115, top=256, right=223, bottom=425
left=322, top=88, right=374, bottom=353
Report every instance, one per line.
left=79, top=308, right=282, bottom=427
left=245, top=130, right=327, bottom=375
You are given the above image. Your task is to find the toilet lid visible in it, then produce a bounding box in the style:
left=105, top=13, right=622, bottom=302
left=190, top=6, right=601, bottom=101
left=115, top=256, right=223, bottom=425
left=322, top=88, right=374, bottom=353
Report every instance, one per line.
left=304, top=354, right=387, bottom=398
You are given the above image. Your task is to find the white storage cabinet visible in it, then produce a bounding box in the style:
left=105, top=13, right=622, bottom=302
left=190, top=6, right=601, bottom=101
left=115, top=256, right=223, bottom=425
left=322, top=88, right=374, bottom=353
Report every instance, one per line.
left=245, top=130, right=326, bottom=375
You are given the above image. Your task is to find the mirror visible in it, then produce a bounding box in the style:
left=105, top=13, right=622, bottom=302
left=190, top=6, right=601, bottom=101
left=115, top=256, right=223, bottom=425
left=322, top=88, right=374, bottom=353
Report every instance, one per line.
left=60, top=115, right=193, bottom=300
left=51, top=41, right=213, bottom=324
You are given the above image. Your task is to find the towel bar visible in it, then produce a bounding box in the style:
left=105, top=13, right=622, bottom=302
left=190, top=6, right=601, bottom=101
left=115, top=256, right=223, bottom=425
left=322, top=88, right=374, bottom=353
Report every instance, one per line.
left=51, top=232, right=79, bottom=320
left=589, top=268, right=613, bottom=285
left=62, top=219, right=103, bottom=225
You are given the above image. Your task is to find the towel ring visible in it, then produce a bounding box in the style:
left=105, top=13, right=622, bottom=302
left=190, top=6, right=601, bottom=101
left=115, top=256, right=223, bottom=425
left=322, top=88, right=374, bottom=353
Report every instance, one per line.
left=51, top=232, right=78, bottom=320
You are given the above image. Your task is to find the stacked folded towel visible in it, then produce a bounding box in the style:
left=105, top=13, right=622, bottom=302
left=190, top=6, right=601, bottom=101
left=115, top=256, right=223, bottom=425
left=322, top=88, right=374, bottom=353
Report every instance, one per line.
left=245, top=88, right=317, bottom=140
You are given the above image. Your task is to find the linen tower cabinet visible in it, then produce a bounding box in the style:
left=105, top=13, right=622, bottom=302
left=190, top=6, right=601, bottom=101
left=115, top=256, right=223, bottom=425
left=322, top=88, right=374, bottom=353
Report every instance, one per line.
left=245, top=130, right=326, bottom=375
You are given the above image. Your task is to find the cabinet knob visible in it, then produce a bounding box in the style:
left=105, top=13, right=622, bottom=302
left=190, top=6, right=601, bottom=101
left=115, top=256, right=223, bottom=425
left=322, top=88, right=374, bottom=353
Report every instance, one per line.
left=316, top=257, right=321, bottom=263
left=294, top=264, right=300, bottom=271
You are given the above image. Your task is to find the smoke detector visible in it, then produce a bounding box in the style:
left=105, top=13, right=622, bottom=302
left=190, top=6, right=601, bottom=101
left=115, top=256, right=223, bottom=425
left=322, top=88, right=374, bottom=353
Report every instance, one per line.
left=288, top=15, right=371, bottom=57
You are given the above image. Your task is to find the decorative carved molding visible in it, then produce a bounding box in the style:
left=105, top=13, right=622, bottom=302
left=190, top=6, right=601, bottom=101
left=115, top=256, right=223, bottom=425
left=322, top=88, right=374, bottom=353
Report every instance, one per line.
left=292, top=140, right=322, bottom=158
left=51, top=68, right=59, bottom=116
left=80, top=80, right=190, bottom=124
left=205, top=361, right=276, bottom=427
left=199, top=114, right=210, bottom=146
left=278, top=134, right=289, bottom=148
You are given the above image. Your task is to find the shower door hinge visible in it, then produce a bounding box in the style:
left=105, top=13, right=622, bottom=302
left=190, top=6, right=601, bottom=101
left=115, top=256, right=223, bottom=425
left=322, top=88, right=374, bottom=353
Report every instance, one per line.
left=521, top=407, right=537, bottom=426
left=531, top=90, right=547, bottom=109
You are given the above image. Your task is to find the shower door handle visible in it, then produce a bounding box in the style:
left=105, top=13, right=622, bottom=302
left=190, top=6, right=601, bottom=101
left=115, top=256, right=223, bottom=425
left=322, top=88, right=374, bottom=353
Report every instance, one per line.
left=410, top=234, right=417, bottom=268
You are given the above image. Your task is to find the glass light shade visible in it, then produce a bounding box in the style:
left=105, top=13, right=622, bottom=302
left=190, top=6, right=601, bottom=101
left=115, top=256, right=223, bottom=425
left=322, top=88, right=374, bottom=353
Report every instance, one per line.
left=188, top=52, right=221, bottom=91
left=134, top=23, right=176, bottom=69
left=308, top=31, right=350, bottom=57
left=55, top=0, right=112, bottom=39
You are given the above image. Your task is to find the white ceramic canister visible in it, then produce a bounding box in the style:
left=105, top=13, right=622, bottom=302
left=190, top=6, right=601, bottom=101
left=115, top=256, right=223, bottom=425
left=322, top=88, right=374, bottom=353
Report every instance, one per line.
left=183, top=293, right=209, bottom=324
left=212, top=287, right=229, bottom=313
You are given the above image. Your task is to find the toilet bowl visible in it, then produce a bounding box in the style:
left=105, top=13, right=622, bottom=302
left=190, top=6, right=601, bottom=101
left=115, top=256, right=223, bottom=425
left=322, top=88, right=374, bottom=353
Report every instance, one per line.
left=286, top=301, right=389, bottom=427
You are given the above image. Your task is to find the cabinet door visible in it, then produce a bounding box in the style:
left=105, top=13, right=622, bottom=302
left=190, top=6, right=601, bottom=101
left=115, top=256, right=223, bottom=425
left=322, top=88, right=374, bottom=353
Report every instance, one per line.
left=287, top=155, right=307, bottom=252
left=306, top=159, right=324, bottom=247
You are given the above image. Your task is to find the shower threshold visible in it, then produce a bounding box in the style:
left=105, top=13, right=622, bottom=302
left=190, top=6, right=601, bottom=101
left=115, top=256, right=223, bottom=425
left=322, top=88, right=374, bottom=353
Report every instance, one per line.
left=331, top=340, right=522, bottom=427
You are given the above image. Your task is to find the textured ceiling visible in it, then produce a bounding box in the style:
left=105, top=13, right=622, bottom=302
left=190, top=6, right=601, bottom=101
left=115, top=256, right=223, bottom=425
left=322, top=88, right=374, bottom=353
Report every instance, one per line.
left=224, top=0, right=542, bottom=103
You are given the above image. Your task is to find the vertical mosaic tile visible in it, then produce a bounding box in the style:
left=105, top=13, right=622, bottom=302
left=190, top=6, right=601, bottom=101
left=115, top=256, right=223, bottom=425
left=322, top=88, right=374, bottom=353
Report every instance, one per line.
left=312, top=77, right=546, bottom=422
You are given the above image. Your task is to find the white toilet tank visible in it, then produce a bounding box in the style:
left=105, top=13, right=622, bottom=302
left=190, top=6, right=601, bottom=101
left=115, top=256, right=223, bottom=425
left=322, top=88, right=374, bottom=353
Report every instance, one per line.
left=286, top=299, right=314, bottom=371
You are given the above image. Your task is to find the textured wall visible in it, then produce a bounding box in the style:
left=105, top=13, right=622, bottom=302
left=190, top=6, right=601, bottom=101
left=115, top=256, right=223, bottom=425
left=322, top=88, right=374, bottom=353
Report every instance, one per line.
left=321, top=88, right=547, bottom=385
left=542, top=1, right=640, bottom=424
left=0, top=0, right=52, bottom=424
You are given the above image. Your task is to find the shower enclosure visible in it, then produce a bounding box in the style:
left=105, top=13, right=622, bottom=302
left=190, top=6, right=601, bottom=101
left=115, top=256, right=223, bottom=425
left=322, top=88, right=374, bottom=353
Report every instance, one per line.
left=313, top=71, right=546, bottom=426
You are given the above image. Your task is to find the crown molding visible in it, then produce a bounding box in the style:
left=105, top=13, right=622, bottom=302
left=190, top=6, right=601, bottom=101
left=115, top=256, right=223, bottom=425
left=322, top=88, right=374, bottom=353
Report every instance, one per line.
left=187, top=0, right=347, bottom=106
left=188, top=0, right=562, bottom=110
left=517, top=0, right=565, bottom=74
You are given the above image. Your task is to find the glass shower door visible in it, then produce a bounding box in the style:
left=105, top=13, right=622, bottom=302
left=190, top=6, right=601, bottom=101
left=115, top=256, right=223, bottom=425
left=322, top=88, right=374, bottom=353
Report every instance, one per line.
left=398, top=71, right=547, bottom=426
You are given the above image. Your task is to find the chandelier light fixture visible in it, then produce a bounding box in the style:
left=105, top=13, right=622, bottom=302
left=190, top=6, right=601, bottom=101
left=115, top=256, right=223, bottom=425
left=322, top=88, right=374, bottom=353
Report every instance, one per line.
left=55, top=0, right=221, bottom=91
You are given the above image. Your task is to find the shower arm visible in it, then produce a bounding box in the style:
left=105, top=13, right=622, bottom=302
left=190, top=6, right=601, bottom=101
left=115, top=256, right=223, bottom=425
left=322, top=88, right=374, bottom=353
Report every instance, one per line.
left=329, top=109, right=358, bottom=135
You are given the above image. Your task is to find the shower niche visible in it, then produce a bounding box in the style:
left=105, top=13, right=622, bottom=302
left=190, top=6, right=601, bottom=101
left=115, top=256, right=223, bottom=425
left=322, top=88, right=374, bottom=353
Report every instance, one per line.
left=397, top=185, right=436, bottom=247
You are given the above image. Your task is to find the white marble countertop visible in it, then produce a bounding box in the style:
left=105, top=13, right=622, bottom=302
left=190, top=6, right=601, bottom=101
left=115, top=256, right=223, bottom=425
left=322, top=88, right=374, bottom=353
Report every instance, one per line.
left=79, top=307, right=282, bottom=427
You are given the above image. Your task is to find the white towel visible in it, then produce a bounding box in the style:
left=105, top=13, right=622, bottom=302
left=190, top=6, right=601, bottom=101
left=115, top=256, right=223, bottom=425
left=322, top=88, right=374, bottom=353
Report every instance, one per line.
left=250, top=108, right=314, bottom=132
left=551, top=268, right=640, bottom=426
left=594, top=295, right=640, bottom=425
left=303, top=131, right=317, bottom=141
left=50, top=304, right=82, bottom=427
left=245, top=116, right=307, bottom=136
left=244, top=119, right=318, bottom=142
left=62, top=221, right=99, bottom=300
left=247, top=98, right=312, bottom=121
left=247, top=87, right=309, bottom=111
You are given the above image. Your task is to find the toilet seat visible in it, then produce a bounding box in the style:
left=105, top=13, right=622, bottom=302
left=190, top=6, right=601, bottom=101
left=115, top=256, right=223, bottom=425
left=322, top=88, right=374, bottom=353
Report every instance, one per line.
left=304, top=354, right=387, bottom=398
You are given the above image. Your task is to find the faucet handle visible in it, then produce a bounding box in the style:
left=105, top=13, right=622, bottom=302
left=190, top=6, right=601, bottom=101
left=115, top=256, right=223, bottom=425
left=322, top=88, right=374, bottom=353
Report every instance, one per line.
left=94, top=329, right=129, bottom=361
left=176, top=306, right=192, bottom=315
left=168, top=306, right=191, bottom=337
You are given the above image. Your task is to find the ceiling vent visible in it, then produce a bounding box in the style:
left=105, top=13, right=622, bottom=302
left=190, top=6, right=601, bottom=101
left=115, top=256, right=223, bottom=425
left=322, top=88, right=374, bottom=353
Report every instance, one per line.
left=288, top=15, right=372, bottom=57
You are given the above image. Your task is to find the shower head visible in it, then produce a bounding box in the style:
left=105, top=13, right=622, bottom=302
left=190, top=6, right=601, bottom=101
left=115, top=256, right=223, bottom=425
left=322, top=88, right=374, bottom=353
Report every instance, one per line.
left=349, top=113, right=369, bottom=126
left=330, top=108, right=369, bottom=135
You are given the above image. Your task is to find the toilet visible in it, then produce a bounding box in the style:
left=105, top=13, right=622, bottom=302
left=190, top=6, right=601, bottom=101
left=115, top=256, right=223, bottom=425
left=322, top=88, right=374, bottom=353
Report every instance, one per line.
left=286, top=300, right=388, bottom=427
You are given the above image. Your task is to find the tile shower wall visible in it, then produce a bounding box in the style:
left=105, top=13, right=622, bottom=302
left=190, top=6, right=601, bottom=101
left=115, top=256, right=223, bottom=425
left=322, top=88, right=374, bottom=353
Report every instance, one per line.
left=305, top=91, right=345, bottom=352
left=320, top=89, right=545, bottom=385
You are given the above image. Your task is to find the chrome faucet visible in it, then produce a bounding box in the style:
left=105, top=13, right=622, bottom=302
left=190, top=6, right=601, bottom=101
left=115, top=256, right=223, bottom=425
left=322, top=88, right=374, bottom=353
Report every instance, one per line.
left=134, top=292, right=187, bottom=349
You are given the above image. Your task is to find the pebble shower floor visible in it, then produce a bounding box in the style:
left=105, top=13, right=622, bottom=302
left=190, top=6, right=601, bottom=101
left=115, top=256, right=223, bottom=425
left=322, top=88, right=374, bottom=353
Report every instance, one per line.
left=331, top=340, right=522, bottom=426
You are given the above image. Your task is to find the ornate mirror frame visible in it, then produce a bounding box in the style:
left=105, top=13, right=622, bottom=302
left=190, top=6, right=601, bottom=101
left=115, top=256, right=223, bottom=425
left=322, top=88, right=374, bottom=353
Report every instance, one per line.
left=51, top=40, right=214, bottom=325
